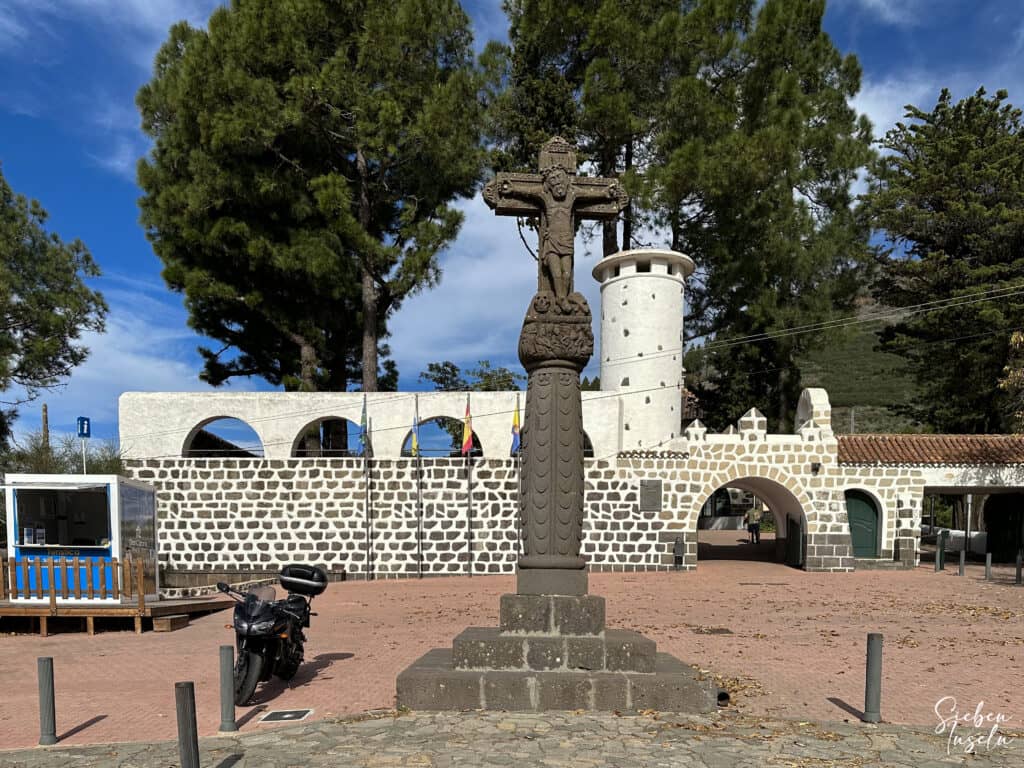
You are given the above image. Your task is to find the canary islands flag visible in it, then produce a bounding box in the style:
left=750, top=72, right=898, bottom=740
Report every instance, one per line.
left=411, top=399, right=420, bottom=458
left=461, top=395, right=473, bottom=456
left=510, top=395, right=521, bottom=456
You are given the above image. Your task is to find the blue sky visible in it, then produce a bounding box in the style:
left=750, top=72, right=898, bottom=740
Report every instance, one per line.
left=2, top=0, right=1024, bottom=445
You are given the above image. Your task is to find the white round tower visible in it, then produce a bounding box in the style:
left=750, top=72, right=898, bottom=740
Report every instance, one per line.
left=591, top=248, right=695, bottom=449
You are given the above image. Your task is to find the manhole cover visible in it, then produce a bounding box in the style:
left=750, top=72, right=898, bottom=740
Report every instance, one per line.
left=259, top=709, right=312, bottom=723
left=691, top=626, right=733, bottom=635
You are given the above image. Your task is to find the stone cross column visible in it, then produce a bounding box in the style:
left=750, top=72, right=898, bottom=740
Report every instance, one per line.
left=484, top=137, right=628, bottom=595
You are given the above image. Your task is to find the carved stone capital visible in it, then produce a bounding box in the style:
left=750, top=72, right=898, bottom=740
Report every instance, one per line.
left=518, top=291, right=594, bottom=372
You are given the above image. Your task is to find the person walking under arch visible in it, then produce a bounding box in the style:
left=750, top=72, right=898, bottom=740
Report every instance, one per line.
left=745, top=506, right=762, bottom=545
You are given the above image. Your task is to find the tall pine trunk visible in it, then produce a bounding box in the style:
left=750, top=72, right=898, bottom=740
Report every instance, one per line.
left=358, top=147, right=378, bottom=392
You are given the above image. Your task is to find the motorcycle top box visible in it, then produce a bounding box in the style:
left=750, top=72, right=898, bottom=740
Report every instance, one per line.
left=279, top=563, right=328, bottom=596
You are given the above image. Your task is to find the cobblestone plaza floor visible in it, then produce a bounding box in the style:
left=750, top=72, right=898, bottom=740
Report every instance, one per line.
left=1, top=540, right=1022, bottom=764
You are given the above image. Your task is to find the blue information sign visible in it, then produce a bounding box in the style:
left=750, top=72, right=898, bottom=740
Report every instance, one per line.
left=76, top=417, right=91, bottom=439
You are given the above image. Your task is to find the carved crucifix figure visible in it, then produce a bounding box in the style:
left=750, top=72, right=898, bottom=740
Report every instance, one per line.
left=484, top=138, right=629, bottom=593
left=484, top=137, right=628, bottom=298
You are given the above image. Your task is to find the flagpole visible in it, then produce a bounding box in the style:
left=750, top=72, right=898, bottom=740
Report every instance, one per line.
left=415, top=393, right=423, bottom=579
left=466, top=392, right=473, bottom=578
left=364, top=408, right=373, bottom=582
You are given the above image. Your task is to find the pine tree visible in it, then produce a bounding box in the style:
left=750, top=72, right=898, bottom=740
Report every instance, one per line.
left=865, top=88, right=1024, bottom=433
left=138, top=0, right=486, bottom=393
left=492, top=0, right=873, bottom=429
left=0, top=166, right=107, bottom=448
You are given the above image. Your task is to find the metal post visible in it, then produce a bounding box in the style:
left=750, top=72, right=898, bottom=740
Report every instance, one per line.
left=219, top=646, right=237, bottom=732
left=37, top=657, right=57, bottom=746
left=863, top=633, right=882, bottom=723
left=466, top=455, right=474, bottom=577
left=939, top=531, right=948, bottom=571
left=80, top=438, right=87, bottom=474
left=959, top=549, right=966, bottom=577
left=175, top=681, right=200, bottom=768
left=1017, top=550, right=1023, bottom=586
left=985, top=552, right=992, bottom=581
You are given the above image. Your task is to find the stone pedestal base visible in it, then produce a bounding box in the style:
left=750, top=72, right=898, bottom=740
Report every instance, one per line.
left=395, top=592, right=719, bottom=714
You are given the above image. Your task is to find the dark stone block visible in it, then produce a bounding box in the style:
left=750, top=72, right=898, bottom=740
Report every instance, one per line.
left=395, top=649, right=482, bottom=710
left=526, top=636, right=564, bottom=670
left=627, top=654, right=717, bottom=713
left=499, top=593, right=551, bottom=634
left=452, top=627, right=524, bottom=670
left=565, top=636, right=604, bottom=671
left=605, top=629, right=656, bottom=673
left=536, top=672, right=592, bottom=710
left=517, top=568, right=588, bottom=596
left=551, top=595, right=605, bottom=635
left=482, top=671, right=536, bottom=710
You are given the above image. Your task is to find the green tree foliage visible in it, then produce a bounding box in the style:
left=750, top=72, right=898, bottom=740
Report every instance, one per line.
left=420, top=360, right=525, bottom=391
left=998, top=331, right=1024, bottom=432
left=492, top=0, right=872, bottom=429
left=419, top=360, right=524, bottom=450
left=0, top=167, right=107, bottom=448
left=865, top=88, right=1024, bottom=433
left=138, top=0, right=486, bottom=394
left=0, top=431, right=124, bottom=475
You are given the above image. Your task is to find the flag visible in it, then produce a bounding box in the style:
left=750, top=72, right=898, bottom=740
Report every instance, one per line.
left=510, top=394, right=521, bottom=456
left=461, top=394, right=473, bottom=456
left=359, top=393, right=368, bottom=455
left=411, top=395, right=420, bottom=458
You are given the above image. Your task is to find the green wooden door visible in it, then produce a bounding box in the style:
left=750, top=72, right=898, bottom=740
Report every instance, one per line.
left=846, top=491, right=879, bottom=558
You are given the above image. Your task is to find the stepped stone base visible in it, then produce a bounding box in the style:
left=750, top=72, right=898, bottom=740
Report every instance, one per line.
left=397, top=648, right=717, bottom=713
left=396, top=591, right=720, bottom=713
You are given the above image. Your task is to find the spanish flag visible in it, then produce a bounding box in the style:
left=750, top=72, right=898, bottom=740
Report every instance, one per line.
left=510, top=393, right=521, bottom=456
left=461, top=394, right=473, bottom=456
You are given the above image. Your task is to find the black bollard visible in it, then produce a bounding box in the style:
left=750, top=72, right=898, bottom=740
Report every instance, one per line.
left=937, top=531, right=947, bottom=571
left=985, top=552, right=992, bottom=581
left=37, top=657, right=57, bottom=746
left=175, top=681, right=200, bottom=768
left=959, top=549, right=966, bottom=576
left=863, top=633, right=882, bottom=724
left=1017, top=550, right=1023, bottom=586
left=219, top=645, right=238, bottom=732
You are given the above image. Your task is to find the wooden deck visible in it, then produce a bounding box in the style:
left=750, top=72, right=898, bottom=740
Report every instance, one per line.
left=0, top=595, right=231, bottom=635
left=1, top=556, right=230, bottom=635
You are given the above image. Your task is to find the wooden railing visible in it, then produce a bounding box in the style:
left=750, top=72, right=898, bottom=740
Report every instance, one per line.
left=2, top=555, right=146, bottom=612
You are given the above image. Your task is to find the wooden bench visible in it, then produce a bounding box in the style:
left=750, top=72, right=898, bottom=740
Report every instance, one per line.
left=152, top=613, right=190, bottom=632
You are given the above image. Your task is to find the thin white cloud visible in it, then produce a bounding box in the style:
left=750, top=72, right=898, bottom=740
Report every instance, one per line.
left=387, top=191, right=630, bottom=384
left=11, top=292, right=260, bottom=441
left=86, top=136, right=144, bottom=182
left=832, top=0, right=925, bottom=26
left=0, top=12, right=29, bottom=53
left=853, top=72, right=939, bottom=140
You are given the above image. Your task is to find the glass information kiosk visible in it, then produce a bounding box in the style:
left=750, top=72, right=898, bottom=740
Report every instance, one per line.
left=3, top=474, right=158, bottom=602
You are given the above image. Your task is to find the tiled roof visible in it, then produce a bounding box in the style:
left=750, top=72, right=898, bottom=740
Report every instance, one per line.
left=837, top=434, right=1024, bottom=465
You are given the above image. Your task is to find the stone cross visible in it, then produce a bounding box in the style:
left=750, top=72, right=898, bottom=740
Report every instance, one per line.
left=484, top=138, right=628, bottom=596
left=484, top=137, right=628, bottom=298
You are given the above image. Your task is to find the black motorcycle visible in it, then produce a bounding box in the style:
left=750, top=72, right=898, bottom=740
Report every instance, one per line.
left=217, top=564, right=328, bottom=705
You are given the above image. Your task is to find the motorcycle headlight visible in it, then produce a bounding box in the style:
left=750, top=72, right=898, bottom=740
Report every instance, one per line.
left=246, top=619, right=276, bottom=634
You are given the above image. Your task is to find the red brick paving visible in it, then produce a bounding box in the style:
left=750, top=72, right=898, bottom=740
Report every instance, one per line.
left=1, top=548, right=1022, bottom=750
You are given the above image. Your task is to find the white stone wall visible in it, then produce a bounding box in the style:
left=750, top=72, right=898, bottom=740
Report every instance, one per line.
left=119, top=390, right=630, bottom=461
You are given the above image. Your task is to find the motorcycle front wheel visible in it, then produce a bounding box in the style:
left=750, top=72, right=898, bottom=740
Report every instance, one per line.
left=234, top=649, right=264, bottom=706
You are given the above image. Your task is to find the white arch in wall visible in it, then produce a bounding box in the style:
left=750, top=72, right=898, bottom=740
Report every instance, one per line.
left=690, top=466, right=813, bottom=540
left=182, top=415, right=267, bottom=457
left=290, top=415, right=360, bottom=457
left=399, top=414, right=486, bottom=457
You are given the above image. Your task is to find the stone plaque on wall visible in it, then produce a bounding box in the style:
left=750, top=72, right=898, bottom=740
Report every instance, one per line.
left=639, top=480, right=662, bottom=512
